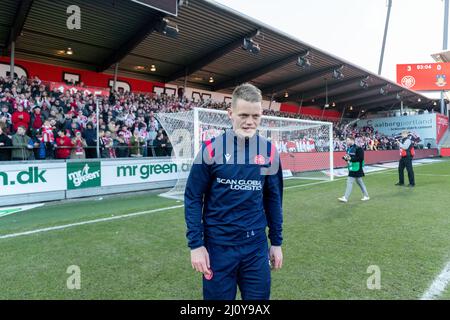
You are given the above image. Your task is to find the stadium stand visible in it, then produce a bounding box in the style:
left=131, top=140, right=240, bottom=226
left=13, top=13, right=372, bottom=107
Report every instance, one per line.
left=0, top=75, right=421, bottom=161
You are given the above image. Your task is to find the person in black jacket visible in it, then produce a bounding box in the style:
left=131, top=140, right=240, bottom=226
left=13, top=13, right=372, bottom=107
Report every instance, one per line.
left=338, top=136, right=370, bottom=202
left=395, top=130, right=415, bottom=187
left=83, top=122, right=97, bottom=158
left=0, top=124, right=12, bottom=161
left=153, top=130, right=166, bottom=157
left=115, top=135, right=129, bottom=158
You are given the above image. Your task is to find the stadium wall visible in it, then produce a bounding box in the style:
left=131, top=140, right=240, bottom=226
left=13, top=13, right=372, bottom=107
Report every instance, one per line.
left=280, top=148, right=439, bottom=172
left=0, top=158, right=187, bottom=206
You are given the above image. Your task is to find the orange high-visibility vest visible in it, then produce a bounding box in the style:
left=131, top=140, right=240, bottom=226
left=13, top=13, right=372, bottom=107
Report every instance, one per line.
left=400, top=142, right=415, bottom=158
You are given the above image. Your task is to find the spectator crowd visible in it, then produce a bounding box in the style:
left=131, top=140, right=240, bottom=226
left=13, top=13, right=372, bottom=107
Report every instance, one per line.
left=0, top=76, right=422, bottom=161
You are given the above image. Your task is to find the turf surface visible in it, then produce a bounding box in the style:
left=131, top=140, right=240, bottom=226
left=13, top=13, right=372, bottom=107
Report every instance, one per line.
left=0, top=159, right=449, bottom=299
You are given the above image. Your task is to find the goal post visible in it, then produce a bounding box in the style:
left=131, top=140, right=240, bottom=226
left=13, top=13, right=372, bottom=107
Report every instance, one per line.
left=155, top=107, right=334, bottom=200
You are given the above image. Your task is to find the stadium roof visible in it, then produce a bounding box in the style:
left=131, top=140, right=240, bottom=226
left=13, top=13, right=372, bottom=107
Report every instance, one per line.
left=0, top=0, right=433, bottom=115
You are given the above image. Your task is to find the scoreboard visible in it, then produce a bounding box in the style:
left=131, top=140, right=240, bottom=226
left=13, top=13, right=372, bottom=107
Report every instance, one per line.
left=397, top=62, right=450, bottom=91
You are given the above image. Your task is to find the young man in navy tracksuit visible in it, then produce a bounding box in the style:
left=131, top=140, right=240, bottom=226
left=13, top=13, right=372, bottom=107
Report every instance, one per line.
left=184, top=83, right=284, bottom=300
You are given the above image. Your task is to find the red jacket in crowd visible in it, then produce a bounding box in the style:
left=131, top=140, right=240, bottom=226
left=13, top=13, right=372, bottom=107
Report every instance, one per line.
left=55, top=135, right=73, bottom=159
left=11, top=110, right=30, bottom=132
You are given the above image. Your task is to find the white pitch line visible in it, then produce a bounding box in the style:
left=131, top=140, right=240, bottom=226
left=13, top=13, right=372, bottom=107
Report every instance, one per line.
left=384, top=173, right=450, bottom=177
left=284, top=167, right=398, bottom=190
left=421, top=260, right=450, bottom=300
left=0, top=205, right=184, bottom=240
left=284, top=160, right=445, bottom=190
left=416, top=173, right=450, bottom=177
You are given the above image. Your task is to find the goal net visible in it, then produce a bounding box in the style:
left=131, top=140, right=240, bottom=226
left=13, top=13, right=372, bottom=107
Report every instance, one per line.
left=155, top=107, right=333, bottom=200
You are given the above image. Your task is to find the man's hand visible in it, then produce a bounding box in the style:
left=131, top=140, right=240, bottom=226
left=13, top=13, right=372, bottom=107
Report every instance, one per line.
left=190, top=246, right=211, bottom=276
left=269, top=246, right=283, bottom=270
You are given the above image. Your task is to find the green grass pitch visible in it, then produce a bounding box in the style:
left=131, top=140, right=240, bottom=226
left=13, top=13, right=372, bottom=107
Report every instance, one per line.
left=0, top=159, right=449, bottom=299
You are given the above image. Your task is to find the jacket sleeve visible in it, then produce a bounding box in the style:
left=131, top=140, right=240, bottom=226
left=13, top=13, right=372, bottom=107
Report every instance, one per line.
left=5, top=136, right=12, bottom=147
left=263, top=148, right=283, bottom=246
left=184, top=143, right=212, bottom=250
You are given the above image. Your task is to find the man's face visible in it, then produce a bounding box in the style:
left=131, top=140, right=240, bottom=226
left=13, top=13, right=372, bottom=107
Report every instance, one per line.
left=17, top=127, right=25, bottom=135
left=228, top=99, right=262, bottom=138
left=346, top=138, right=354, bottom=146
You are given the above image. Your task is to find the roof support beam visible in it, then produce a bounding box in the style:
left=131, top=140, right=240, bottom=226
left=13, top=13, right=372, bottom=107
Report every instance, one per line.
left=301, top=84, right=388, bottom=106
left=278, top=76, right=367, bottom=102
left=357, top=100, right=402, bottom=112
left=3, top=0, right=34, bottom=54
left=352, top=92, right=404, bottom=107
left=166, top=29, right=260, bottom=82
left=97, top=13, right=165, bottom=72
left=262, top=65, right=340, bottom=95
left=333, top=84, right=388, bottom=103
left=213, top=52, right=303, bottom=91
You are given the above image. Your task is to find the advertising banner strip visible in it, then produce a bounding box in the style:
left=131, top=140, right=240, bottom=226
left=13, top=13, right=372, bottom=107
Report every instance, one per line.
left=0, top=163, right=66, bottom=196
left=101, top=158, right=191, bottom=187
left=356, top=114, right=437, bottom=141
left=436, top=114, right=449, bottom=144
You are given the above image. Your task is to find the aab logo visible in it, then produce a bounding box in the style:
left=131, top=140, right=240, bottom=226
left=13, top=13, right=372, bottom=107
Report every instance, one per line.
left=401, top=75, right=415, bottom=89
left=67, top=162, right=101, bottom=190
left=254, top=155, right=266, bottom=165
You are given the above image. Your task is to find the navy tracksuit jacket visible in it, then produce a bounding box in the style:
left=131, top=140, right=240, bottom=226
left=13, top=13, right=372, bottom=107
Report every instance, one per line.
left=184, top=130, right=283, bottom=300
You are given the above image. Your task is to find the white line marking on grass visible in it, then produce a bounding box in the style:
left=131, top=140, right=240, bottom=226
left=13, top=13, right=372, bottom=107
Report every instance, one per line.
left=408, top=173, right=450, bottom=177
left=421, top=260, right=450, bottom=300
left=284, top=168, right=397, bottom=190
left=284, top=160, right=441, bottom=190
left=284, top=179, right=338, bottom=190
left=383, top=173, right=450, bottom=177
left=0, top=205, right=184, bottom=240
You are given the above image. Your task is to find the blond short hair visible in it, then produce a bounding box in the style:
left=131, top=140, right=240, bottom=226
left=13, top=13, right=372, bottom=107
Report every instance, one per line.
left=231, top=83, right=262, bottom=109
